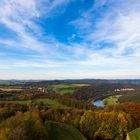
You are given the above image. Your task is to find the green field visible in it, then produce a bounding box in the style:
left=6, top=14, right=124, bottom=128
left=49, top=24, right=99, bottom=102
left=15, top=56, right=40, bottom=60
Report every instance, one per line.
left=0, top=82, right=25, bottom=88
left=51, top=83, right=89, bottom=94
left=3, top=98, right=69, bottom=109
left=45, top=121, right=87, bottom=140
left=103, top=95, right=122, bottom=106
left=128, top=127, right=140, bottom=140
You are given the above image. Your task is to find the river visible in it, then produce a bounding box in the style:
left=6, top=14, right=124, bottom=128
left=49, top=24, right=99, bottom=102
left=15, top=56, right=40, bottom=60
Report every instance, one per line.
left=93, top=100, right=105, bottom=107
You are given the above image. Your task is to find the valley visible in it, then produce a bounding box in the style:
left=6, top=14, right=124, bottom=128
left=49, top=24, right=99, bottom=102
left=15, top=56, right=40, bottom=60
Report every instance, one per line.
left=0, top=80, right=140, bottom=140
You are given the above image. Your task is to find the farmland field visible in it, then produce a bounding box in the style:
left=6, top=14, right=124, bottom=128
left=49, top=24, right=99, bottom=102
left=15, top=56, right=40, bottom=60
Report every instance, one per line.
left=0, top=88, right=22, bottom=91
left=0, top=82, right=25, bottom=88
left=51, top=83, right=89, bottom=94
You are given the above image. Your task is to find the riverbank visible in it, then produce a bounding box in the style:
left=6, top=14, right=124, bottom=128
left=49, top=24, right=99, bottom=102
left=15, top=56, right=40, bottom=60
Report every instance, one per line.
left=93, top=95, right=122, bottom=107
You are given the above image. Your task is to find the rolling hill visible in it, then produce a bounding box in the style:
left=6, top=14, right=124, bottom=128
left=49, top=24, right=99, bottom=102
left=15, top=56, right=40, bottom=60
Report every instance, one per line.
left=45, top=121, right=87, bottom=140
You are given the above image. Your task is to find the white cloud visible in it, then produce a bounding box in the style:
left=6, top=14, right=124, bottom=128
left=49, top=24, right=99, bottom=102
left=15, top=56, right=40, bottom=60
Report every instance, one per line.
left=0, top=0, right=72, bottom=52
left=0, top=68, right=140, bottom=80
left=0, top=0, right=45, bottom=52
left=70, top=0, right=140, bottom=62
left=0, top=0, right=140, bottom=79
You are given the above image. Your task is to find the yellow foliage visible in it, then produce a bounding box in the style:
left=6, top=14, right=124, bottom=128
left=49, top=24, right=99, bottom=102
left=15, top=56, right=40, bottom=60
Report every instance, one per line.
left=0, top=128, right=11, bottom=140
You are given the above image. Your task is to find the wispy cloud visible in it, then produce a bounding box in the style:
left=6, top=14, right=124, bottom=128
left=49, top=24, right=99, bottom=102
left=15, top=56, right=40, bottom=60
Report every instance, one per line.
left=0, top=0, right=140, bottom=79
left=70, top=0, right=140, bottom=62
left=0, top=0, right=45, bottom=51
left=0, top=0, right=72, bottom=52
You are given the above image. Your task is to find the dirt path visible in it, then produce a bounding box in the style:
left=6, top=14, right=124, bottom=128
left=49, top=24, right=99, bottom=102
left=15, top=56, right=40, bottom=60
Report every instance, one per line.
left=126, top=134, right=131, bottom=140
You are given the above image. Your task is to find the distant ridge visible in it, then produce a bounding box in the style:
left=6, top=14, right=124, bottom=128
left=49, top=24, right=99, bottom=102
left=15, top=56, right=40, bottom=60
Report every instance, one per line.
left=0, top=79, right=140, bottom=84
left=63, top=79, right=140, bottom=84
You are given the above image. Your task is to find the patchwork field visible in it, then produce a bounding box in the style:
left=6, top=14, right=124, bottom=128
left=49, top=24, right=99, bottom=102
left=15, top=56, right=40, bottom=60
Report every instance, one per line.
left=0, top=88, right=22, bottom=91
left=51, top=83, right=89, bottom=94
left=0, top=82, right=25, bottom=88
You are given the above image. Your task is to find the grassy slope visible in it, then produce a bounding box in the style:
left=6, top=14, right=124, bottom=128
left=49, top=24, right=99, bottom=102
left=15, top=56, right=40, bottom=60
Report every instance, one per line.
left=128, top=127, right=140, bottom=140
left=45, top=121, right=87, bottom=140
left=103, top=95, right=122, bottom=106
left=0, top=82, right=25, bottom=88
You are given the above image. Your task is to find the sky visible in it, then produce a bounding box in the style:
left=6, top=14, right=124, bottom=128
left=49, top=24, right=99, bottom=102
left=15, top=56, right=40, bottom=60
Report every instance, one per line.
left=0, top=0, right=140, bottom=80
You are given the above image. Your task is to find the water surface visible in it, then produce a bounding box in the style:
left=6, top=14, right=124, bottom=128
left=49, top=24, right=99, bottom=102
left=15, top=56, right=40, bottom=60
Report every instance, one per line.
left=93, top=100, right=105, bottom=107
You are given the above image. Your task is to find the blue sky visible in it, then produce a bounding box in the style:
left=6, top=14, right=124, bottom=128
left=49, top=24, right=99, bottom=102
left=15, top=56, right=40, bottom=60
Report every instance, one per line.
left=0, top=0, right=140, bottom=79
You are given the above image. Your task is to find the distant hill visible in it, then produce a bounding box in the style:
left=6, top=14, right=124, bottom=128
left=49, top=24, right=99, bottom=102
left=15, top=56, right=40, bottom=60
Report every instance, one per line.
left=0, top=79, right=140, bottom=84
left=45, top=121, right=87, bottom=140
left=63, top=79, right=140, bottom=84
